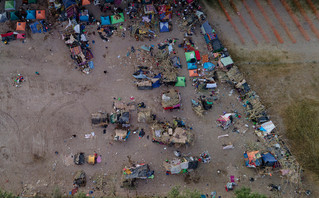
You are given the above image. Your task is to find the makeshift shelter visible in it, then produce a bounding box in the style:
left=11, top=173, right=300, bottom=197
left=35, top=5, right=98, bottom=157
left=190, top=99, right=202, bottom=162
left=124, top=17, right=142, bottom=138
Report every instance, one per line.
left=73, top=170, right=86, bottom=187
left=1, top=32, right=15, bottom=42
left=262, top=153, right=278, bottom=167
left=82, top=0, right=90, bottom=6
left=175, top=77, right=186, bottom=87
left=144, top=4, right=156, bottom=14
left=211, top=38, right=223, bottom=52
left=10, top=12, right=19, bottom=21
left=161, top=89, right=181, bottom=110
left=185, top=51, right=195, bottom=62
left=16, top=22, right=26, bottom=31
left=189, top=69, right=199, bottom=77
left=187, top=62, right=197, bottom=70
left=91, top=112, right=108, bottom=127
left=217, top=113, right=234, bottom=129
left=36, top=10, right=45, bottom=19
left=221, top=56, right=233, bottom=68
left=259, top=121, right=275, bottom=136
left=80, top=10, right=89, bottom=22
left=111, top=13, right=124, bottom=24
left=5, top=1, right=15, bottom=11
left=142, top=0, right=152, bottom=4
left=123, top=164, right=154, bottom=180
left=62, top=0, right=76, bottom=8
left=137, top=109, right=152, bottom=123
left=201, top=21, right=213, bottom=35
left=244, top=151, right=262, bottom=168
left=159, top=21, right=169, bottom=32
left=164, top=157, right=198, bottom=175
left=101, top=16, right=111, bottom=25
left=26, top=10, right=36, bottom=20
left=114, top=128, right=130, bottom=141
left=29, top=21, right=43, bottom=33
left=28, top=0, right=36, bottom=3
left=74, top=153, right=85, bottom=165
left=0, top=12, right=8, bottom=22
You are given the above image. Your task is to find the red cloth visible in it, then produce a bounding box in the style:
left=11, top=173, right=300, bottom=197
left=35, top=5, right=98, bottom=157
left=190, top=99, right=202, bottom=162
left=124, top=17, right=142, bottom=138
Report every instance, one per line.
left=195, top=50, right=201, bottom=61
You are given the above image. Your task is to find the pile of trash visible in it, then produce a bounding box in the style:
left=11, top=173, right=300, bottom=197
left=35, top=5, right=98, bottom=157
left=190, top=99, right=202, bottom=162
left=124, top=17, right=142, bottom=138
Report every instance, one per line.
left=121, top=163, right=154, bottom=189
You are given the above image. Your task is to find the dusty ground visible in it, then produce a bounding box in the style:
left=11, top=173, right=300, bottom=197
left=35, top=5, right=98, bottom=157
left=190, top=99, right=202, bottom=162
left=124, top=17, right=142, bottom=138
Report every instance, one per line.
left=0, top=0, right=317, bottom=197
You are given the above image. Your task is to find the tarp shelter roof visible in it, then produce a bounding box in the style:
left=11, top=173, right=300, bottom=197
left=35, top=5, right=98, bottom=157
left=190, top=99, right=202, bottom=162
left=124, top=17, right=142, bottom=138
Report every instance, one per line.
left=29, top=21, right=42, bottom=33
left=187, top=62, right=197, bottom=70
left=189, top=69, right=199, bottom=77
left=28, top=0, right=36, bottom=3
left=26, top=10, right=36, bottom=20
left=159, top=21, right=169, bottom=32
left=101, top=16, right=111, bottom=25
left=82, top=0, right=90, bottom=6
left=260, top=121, right=275, bottom=134
left=244, top=151, right=262, bottom=168
left=203, top=62, right=215, bottom=70
left=201, top=21, right=213, bottom=35
left=5, top=1, right=15, bottom=11
left=221, top=56, right=233, bottom=67
left=175, top=77, right=185, bottom=87
left=144, top=4, right=156, bottom=14
left=0, top=12, right=8, bottom=22
left=36, top=10, right=45, bottom=19
left=262, top=152, right=277, bottom=166
left=211, top=38, right=223, bottom=52
left=10, top=12, right=19, bottom=21
left=185, top=51, right=195, bottom=62
left=16, top=22, right=26, bottom=31
left=80, top=10, right=89, bottom=22
left=111, top=13, right=124, bottom=24
left=124, top=164, right=151, bottom=179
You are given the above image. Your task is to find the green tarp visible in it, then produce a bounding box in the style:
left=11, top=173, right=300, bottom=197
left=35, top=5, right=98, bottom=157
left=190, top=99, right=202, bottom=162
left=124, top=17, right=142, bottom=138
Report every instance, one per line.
left=5, top=1, right=15, bottom=11
left=111, top=13, right=124, bottom=24
left=175, top=77, right=186, bottom=87
left=28, top=0, right=37, bottom=3
left=220, top=56, right=234, bottom=67
left=185, top=51, right=195, bottom=62
left=10, top=12, right=19, bottom=20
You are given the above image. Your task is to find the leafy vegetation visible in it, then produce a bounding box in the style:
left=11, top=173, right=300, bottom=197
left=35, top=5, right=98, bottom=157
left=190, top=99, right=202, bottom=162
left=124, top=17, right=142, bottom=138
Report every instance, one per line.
left=284, top=100, right=319, bottom=175
left=0, top=189, right=15, bottom=198
left=234, top=187, right=266, bottom=198
left=168, top=186, right=201, bottom=198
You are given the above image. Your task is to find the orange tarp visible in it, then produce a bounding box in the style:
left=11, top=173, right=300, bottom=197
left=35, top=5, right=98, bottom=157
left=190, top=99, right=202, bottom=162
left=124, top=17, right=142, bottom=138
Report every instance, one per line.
left=202, top=54, right=209, bottom=63
left=189, top=69, right=199, bottom=77
left=36, top=10, right=45, bottom=19
left=16, top=22, right=26, bottom=31
left=82, top=0, right=90, bottom=5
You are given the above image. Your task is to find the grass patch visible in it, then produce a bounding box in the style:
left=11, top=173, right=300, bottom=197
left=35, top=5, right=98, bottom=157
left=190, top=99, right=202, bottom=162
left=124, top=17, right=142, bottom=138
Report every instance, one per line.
left=284, top=99, right=319, bottom=176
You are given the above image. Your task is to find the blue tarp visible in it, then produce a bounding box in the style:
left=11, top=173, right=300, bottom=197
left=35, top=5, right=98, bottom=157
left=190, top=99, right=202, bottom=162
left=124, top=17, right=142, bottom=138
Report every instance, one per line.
left=262, top=153, right=277, bottom=166
left=29, top=20, right=47, bottom=34
left=62, top=0, right=76, bottom=8
left=152, top=73, right=161, bottom=88
left=26, top=10, right=36, bottom=20
left=159, top=21, right=169, bottom=32
left=0, top=12, right=7, bottom=22
left=80, top=10, right=89, bottom=22
left=101, top=16, right=111, bottom=25
left=201, top=21, right=213, bottom=34
left=187, top=62, right=197, bottom=70
left=203, top=62, right=215, bottom=70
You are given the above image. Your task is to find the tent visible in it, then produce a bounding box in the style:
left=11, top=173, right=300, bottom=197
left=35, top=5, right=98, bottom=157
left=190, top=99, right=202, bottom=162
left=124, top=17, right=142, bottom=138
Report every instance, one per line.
left=101, top=16, right=111, bottom=25
left=244, top=151, right=262, bottom=168
left=16, top=22, right=26, bottom=31
left=111, top=13, right=124, bottom=24
left=189, top=69, right=199, bottom=77
left=262, top=153, right=277, bottom=166
left=5, top=1, right=15, bottom=11
left=185, top=51, right=195, bottom=62
left=159, top=22, right=169, bottom=32
left=36, top=10, right=45, bottom=19
left=62, top=0, right=76, bottom=8
left=26, top=10, right=36, bottom=20
left=29, top=21, right=46, bottom=33
left=0, top=12, right=8, bottom=22
left=10, top=12, right=19, bottom=21
left=187, top=62, right=197, bottom=70
left=220, top=56, right=234, bottom=67
left=80, top=10, right=89, bottom=22
left=211, top=38, right=223, bottom=52
left=28, top=0, right=36, bottom=3
left=82, top=0, right=90, bottom=6
left=203, top=62, right=215, bottom=70
left=175, top=77, right=186, bottom=87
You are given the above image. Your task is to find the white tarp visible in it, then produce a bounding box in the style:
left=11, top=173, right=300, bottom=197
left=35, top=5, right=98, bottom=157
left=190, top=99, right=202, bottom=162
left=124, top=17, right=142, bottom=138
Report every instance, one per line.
left=260, top=121, right=275, bottom=135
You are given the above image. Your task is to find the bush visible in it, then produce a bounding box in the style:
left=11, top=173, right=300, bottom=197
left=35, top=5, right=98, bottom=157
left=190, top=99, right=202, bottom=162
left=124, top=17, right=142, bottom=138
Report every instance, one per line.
left=234, top=187, right=266, bottom=198
left=167, top=186, right=201, bottom=198
left=0, top=189, right=15, bottom=198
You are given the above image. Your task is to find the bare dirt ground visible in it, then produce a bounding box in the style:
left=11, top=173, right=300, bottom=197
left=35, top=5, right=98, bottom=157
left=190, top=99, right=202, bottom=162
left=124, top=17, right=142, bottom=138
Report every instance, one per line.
left=0, top=0, right=318, bottom=197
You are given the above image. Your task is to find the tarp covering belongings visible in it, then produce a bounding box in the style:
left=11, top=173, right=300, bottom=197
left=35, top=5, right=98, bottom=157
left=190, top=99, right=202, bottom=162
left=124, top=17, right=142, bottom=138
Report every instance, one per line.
left=101, top=16, right=111, bottom=25
left=203, top=62, right=215, bottom=70
left=187, top=62, right=197, bottom=70
left=185, top=51, right=195, bottom=62
left=159, top=21, right=169, bottom=32
left=82, top=0, right=90, bottom=6
left=210, top=38, right=223, bottom=52
left=16, top=22, right=26, bottom=31
left=5, top=1, right=15, bottom=11
left=171, top=56, right=181, bottom=68
left=262, top=152, right=278, bottom=166
left=80, top=10, right=89, bottom=22
left=259, top=121, right=276, bottom=136
left=111, top=13, right=124, bottom=24
left=244, top=151, right=262, bottom=168
left=164, top=156, right=198, bottom=174
left=29, top=20, right=46, bottom=33
left=201, top=21, right=214, bottom=35
left=191, top=95, right=213, bottom=116
left=151, top=118, right=193, bottom=146
left=175, top=77, right=185, bottom=87
left=161, top=89, right=181, bottom=110
left=10, top=12, right=18, bottom=21
left=123, top=164, right=154, bottom=180
left=221, top=56, right=234, bottom=68
left=217, top=113, right=234, bottom=129
left=189, top=69, right=199, bottom=77
left=26, top=10, right=36, bottom=20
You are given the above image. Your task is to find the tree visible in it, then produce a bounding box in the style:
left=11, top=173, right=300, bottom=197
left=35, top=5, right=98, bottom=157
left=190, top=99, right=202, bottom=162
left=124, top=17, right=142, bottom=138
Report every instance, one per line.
left=234, top=187, right=267, bottom=198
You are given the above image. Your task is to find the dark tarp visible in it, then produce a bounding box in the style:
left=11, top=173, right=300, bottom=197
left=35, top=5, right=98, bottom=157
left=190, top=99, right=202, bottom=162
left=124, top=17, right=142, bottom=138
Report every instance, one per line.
left=262, top=153, right=277, bottom=166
